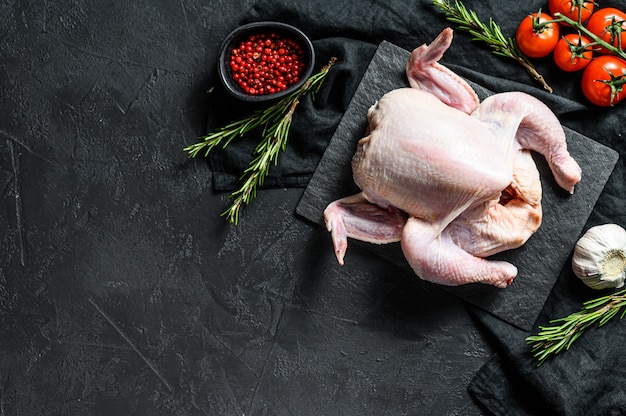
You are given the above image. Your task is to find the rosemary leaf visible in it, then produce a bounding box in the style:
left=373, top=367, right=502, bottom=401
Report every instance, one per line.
left=583, top=297, right=610, bottom=309
left=565, top=331, right=583, bottom=349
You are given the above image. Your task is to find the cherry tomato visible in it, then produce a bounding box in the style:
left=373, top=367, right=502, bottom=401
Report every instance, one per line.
left=553, top=33, right=593, bottom=71
left=581, top=55, right=626, bottom=106
left=585, top=7, right=626, bottom=54
left=516, top=12, right=560, bottom=58
left=548, top=0, right=595, bottom=25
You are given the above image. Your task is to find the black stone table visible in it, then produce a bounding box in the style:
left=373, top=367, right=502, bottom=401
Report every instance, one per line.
left=2, top=1, right=620, bottom=415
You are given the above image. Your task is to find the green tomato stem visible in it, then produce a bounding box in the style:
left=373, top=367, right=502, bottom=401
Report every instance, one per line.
left=531, top=9, right=563, bottom=33
left=555, top=12, right=626, bottom=62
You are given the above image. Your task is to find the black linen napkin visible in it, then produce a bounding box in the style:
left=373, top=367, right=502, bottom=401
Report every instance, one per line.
left=206, top=0, right=626, bottom=414
left=468, top=267, right=626, bottom=416
left=207, top=37, right=377, bottom=190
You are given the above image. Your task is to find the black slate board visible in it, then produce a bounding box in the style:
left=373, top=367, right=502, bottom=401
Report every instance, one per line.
left=295, top=41, right=619, bottom=331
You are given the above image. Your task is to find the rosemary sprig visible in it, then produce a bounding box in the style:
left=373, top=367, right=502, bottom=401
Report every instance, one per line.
left=432, top=0, right=553, bottom=93
left=183, top=85, right=300, bottom=159
left=184, top=57, right=337, bottom=224
left=526, top=288, right=626, bottom=366
left=220, top=99, right=298, bottom=224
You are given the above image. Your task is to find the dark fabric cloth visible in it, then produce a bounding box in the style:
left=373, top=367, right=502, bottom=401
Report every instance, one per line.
left=468, top=268, right=626, bottom=416
left=207, top=0, right=626, bottom=414
left=207, top=37, right=376, bottom=190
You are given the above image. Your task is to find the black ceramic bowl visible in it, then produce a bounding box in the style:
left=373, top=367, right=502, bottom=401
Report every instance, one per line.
left=217, top=21, right=315, bottom=102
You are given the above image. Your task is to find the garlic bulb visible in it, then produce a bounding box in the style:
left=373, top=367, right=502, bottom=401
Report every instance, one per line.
left=572, top=224, right=626, bottom=290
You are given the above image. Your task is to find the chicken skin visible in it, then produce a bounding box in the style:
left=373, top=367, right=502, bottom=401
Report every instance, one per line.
left=323, top=28, right=582, bottom=288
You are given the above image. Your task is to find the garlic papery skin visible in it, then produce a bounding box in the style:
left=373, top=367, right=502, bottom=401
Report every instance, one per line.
left=572, top=224, right=626, bottom=290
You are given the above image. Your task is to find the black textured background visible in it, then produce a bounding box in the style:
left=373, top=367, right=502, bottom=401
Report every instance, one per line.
left=2, top=1, right=626, bottom=415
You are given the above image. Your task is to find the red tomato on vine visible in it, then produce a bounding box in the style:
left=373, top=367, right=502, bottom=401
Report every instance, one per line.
left=581, top=55, right=626, bottom=106
left=516, top=12, right=560, bottom=58
left=585, top=7, right=626, bottom=54
left=553, top=33, right=593, bottom=71
left=548, top=0, right=595, bottom=24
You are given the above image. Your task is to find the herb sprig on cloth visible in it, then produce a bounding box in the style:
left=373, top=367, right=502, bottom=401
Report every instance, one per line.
left=185, top=57, right=337, bottom=224
left=432, top=0, right=553, bottom=92
left=526, top=288, right=626, bottom=366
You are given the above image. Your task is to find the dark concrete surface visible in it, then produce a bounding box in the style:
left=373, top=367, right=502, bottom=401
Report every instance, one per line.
left=1, top=1, right=494, bottom=414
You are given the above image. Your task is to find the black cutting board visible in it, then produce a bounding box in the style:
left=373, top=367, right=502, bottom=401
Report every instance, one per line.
left=295, top=41, right=619, bottom=331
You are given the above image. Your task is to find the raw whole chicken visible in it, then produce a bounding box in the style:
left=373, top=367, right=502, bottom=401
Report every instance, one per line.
left=323, top=28, right=582, bottom=288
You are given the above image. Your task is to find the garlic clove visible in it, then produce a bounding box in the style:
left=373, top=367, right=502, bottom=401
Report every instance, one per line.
left=572, top=224, right=626, bottom=290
